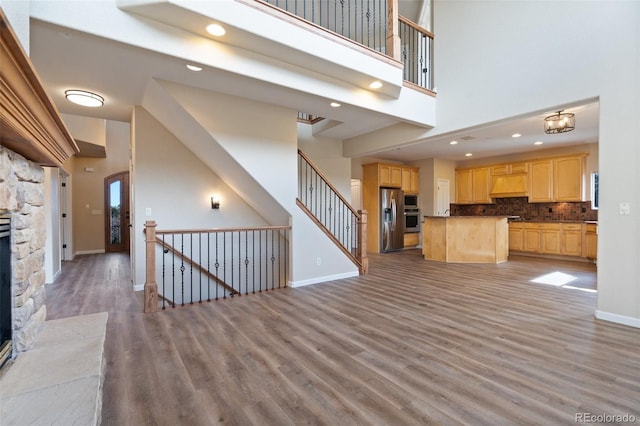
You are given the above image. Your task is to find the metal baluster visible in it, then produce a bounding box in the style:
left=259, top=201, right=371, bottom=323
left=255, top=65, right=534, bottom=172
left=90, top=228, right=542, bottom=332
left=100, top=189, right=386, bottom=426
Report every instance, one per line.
left=180, top=234, right=185, bottom=306
left=271, top=229, right=276, bottom=290
left=215, top=232, right=219, bottom=300
left=172, top=234, right=176, bottom=308
left=230, top=231, right=233, bottom=298
left=277, top=228, right=281, bottom=289
left=207, top=233, right=211, bottom=302
left=252, top=230, right=256, bottom=294
left=198, top=233, right=202, bottom=303
left=260, top=229, right=264, bottom=292
left=284, top=229, right=289, bottom=287
left=245, top=231, right=249, bottom=295
left=162, top=235, right=166, bottom=310
left=190, top=233, right=193, bottom=304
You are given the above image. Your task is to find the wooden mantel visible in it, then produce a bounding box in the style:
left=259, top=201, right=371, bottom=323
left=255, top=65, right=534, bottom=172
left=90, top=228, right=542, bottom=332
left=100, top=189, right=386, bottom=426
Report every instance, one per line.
left=0, top=9, right=78, bottom=167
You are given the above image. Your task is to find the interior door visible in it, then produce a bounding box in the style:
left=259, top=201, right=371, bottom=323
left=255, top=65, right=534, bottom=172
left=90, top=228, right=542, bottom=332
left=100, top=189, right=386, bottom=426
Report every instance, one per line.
left=104, top=172, right=130, bottom=253
left=437, top=179, right=450, bottom=216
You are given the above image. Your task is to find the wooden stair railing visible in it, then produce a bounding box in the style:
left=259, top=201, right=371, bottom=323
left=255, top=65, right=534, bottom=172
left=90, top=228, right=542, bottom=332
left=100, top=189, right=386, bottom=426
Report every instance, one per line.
left=297, top=149, right=368, bottom=275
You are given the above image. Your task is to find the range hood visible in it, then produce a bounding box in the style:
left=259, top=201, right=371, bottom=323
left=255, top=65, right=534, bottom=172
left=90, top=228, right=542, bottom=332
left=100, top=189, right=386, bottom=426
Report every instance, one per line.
left=489, top=175, right=528, bottom=197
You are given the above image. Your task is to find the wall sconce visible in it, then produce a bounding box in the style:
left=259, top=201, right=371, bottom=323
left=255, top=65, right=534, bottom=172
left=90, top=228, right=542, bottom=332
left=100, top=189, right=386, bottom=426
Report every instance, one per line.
left=211, top=196, right=220, bottom=210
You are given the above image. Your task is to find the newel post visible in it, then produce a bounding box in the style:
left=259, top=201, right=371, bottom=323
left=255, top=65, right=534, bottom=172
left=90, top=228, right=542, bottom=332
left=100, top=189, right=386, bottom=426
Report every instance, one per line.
left=144, top=220, right=158, bottom=313
left=386, top=0, right=401, bottom=62
left=357, top=210, right=369, bottom=275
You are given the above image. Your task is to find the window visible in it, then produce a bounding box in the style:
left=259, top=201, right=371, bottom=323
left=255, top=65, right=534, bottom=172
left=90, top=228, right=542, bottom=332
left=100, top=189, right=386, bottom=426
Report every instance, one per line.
left=591, top=172, right=599, bottom=210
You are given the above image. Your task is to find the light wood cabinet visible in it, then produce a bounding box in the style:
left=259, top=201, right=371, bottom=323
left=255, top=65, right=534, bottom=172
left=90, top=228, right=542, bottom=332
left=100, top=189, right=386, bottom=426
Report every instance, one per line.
left=379, top=164, right=402, bottom=188
left=584, top=223, right=598, bottom=259
left=510, top=222, right=591, bottom=258
left=529, top=154, right=587, bottom=203
left=560, top=223, right=583, bottom=256
left=521, top=222, right=562, bottom=254
left=401, top=166, right=419, bottom=194
left=455, top=169, right=473, bottom=204
left=529, top=159, right=554, bottom=202
left=455, top=167, right=492, bottom=204
left=491, top=162, right=528, bottom=176
left=508, top=222, right=524, bottom=251
left=555, top=156, right=585, bottom=201
left=404, top=232, right=420, bottom=248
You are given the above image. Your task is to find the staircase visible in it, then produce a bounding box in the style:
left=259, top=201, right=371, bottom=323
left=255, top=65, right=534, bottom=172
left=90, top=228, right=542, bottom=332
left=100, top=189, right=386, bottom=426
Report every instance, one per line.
left=297, top=150, right=368, bottom=275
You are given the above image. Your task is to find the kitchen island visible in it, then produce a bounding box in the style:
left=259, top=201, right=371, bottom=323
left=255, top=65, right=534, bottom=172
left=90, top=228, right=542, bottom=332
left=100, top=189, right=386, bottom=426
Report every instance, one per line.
left=422, top=216, right=509, bottom=263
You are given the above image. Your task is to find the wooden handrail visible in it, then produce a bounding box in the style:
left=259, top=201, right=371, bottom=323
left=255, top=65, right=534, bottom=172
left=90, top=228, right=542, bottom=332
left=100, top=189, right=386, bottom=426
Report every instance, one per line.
left=399, top=15, right=435, bottom=39
left=156, top=225, right=290, bottom=235
left=155, top=237, right=239, bottom=296
left=298, top=149, right=360, bottom=219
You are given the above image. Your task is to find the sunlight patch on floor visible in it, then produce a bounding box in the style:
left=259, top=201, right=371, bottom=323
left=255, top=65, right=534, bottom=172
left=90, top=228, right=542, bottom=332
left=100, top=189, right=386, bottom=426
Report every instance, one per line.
left=531, top=271, right=577, bottom=286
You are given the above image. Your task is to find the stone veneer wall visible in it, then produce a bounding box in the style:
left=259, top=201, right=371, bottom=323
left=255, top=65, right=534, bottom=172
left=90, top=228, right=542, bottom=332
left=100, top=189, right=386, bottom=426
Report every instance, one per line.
left=0, top=146, right=47, bottom=353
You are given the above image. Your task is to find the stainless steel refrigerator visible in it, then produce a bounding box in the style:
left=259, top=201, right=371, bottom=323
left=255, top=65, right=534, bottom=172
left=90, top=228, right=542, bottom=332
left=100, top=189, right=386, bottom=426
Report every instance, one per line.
left=380, top=188, right=404, bottom=252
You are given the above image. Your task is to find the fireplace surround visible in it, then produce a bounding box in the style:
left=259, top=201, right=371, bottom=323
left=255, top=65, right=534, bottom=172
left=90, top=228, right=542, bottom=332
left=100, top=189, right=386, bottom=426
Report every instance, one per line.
left=0, top=217, right=10, bottom=368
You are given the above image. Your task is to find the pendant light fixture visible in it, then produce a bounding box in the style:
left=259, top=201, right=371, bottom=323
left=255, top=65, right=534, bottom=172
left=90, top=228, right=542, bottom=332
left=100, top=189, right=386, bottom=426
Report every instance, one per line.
left=544, top=110, right=575, bottom=134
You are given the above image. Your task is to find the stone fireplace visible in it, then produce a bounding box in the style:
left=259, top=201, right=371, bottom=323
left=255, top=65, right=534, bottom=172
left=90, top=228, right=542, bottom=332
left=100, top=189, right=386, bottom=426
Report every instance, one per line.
left=0, top=146, right=48, bottom=365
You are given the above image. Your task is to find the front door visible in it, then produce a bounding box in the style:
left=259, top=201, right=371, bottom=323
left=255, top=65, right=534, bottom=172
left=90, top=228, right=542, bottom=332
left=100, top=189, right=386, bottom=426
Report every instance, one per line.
left=105, top=172, right=130, bottom=253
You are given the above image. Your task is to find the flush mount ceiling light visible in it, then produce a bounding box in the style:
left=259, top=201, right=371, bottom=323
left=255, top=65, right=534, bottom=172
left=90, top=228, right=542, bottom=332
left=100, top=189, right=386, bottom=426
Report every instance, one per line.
left=186, top=64, right=202, bottom=71
left=206, top=23, right=226, bottom=37
left=511, top=133, right=521, bottom=138
left=465, top=153, right=473, bottom=157
left=544, top=110, right=575, bottom=134
left=369, top=81, right=383, bottom=89
left=534, top=141, right=544, bottom=145
left=449, top=140, right=458, bottom=145
left=64, top=90, right=104, bottom=107
left=330, top=102, right=341, bottom=107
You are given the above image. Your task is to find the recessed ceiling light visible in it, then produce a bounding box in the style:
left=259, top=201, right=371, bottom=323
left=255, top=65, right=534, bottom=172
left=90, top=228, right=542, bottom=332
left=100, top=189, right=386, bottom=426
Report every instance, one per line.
left=206, top=23, right=226, bottom=37
left=369, top=81, right=383, bottom=89
left=330, top=102, right=341, bottom=108
left=534, top=141, right=544, bottom=145
left=449, top=140, right=458, bottom=145
left=186, top=64, right=202, bottom=71
left=512, top=133, right=521, bottom=138
left=64, top=90, right=104, bottom=107
left=465, top=153, right=473, bottom=157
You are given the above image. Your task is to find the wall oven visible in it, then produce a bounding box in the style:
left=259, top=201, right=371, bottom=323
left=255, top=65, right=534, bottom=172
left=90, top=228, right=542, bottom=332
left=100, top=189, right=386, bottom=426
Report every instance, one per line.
left=404, top=207, right=421, bottom=233
left=404, top=194, right=418, bottom=209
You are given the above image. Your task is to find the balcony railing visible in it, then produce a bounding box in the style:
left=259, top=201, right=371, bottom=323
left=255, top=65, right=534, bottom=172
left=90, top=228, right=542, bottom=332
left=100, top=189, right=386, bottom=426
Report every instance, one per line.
left=143, top=221, right=290, bottom=312
left=259, top=0, right=434, bottom=92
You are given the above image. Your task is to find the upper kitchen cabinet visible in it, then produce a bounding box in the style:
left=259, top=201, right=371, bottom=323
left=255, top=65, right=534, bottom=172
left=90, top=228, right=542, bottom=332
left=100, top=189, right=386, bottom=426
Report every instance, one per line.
left=529, top=159, right=554, bottom=202
left=378, top=164, right=403, bottom=188
left=456, top=167, right=492, bottom=204
left=528, top=154, right=587, bottom=203
left=402, top=166, right=420, bottom=194
left=555, top=155, right=586, bottom=201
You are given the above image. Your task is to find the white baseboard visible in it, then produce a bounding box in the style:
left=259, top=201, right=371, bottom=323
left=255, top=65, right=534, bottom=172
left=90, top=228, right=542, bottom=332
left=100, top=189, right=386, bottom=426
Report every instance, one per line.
left=595, top=310, right=640, bottom=328
left=290, top=271, right=359, bottom=288
left=133, top=284, right=144, bottom=292
left=45, top=268, right=62, bottom=285
left=74, top=249, right=105, bottom=255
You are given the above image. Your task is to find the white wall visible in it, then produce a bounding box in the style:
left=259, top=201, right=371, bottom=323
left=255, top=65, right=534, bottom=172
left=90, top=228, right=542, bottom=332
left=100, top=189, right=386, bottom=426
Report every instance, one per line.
left=298, top=124, right=352, bottom=200
left=0, top=0, right=30, bottom=53
left=434, top=1, right=640, bottom=326
left=131, top=107, right=271, bottom=287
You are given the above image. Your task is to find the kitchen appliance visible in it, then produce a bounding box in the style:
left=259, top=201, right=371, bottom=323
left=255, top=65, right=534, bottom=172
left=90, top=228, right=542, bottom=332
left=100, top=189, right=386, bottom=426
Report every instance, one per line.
left=404, top=207, right=421, bottom=233
left=404, top=194, right=418, bottom=209
left=380, top=188, right=404, bottom=252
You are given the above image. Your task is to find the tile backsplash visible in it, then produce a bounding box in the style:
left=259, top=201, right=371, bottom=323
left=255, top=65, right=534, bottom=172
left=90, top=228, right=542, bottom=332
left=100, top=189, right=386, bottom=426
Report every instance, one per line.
left=451, top=197, right=598, bottom=222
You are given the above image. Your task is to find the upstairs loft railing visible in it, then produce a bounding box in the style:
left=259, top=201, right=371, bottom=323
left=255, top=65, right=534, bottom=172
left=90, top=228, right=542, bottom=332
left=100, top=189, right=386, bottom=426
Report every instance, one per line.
left=297, top=150, right=368, bottom=275
left=144, top=221, right=290, bottom=312
left=297, top=112, right=324, bottom=124
left=258, top=0, right=434, bottom=92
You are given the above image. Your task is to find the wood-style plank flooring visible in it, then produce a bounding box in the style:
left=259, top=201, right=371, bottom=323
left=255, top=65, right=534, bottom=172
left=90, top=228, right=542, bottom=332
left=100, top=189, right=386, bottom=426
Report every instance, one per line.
left=46, top=251, right=640, bottom=425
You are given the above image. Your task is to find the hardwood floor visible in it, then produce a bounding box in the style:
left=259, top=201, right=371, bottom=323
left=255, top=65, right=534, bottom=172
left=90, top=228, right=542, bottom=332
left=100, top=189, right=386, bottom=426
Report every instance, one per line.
left=46, top=251, right=640, bottom=425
